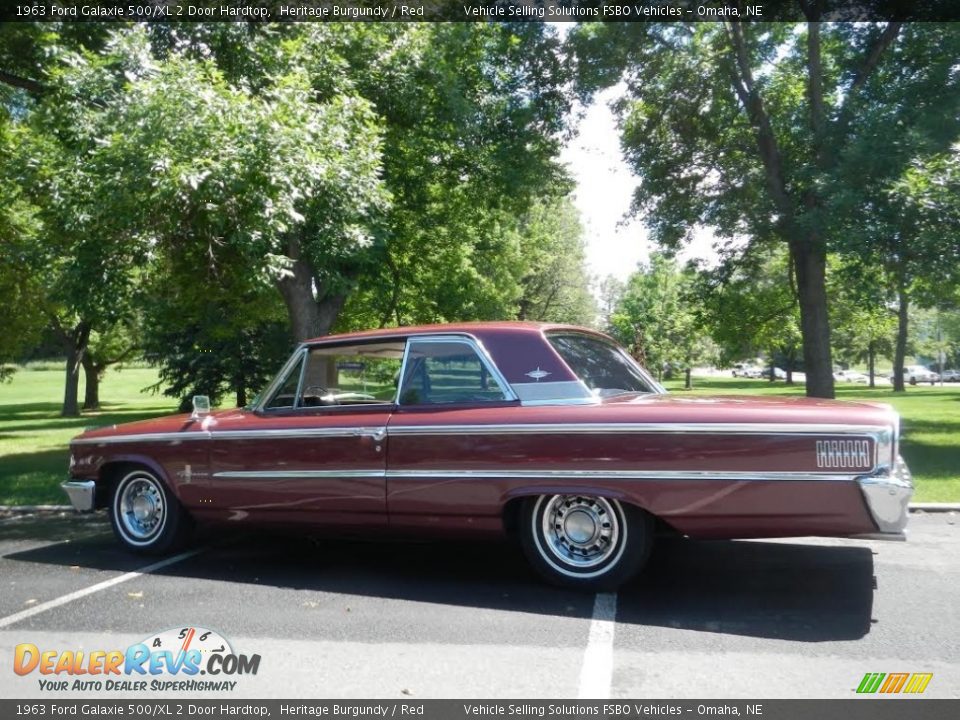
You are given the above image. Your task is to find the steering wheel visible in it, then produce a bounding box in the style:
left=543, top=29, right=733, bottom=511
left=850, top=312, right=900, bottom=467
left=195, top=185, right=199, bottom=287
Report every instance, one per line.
left=301, top=385, right=335, bottom=406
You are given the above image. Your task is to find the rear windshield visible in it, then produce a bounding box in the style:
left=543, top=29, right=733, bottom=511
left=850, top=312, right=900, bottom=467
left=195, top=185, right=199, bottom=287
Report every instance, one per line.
left=547, top=333, right=658, bottom=398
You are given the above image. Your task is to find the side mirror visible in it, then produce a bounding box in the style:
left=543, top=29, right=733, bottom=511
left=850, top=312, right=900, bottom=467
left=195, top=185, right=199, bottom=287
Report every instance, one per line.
left=191, top=395, right=211, bottom=420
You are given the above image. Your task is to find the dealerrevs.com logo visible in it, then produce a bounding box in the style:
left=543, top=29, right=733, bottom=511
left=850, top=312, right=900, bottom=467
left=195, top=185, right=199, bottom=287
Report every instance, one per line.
left=13, top=627, right=260, bottom=693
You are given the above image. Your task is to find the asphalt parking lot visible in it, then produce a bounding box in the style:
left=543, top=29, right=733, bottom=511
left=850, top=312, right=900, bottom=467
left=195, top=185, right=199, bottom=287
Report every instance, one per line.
left=1, top=511, right=957, bottom=699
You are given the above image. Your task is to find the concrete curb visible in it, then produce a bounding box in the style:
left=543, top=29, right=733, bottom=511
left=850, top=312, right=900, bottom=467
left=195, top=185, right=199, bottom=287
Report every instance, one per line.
left=0, top=505, right=73, bottom=513
left=909, top=503, right=960, bottom=512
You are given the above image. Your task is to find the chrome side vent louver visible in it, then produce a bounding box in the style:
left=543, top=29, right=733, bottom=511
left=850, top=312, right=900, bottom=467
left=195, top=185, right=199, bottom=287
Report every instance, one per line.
left=816, top=439, right=871, bottom=469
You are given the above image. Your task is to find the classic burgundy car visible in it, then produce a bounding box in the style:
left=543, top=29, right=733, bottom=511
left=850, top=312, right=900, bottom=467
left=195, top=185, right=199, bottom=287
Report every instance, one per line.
left=64, top=322, right=913, bottom=590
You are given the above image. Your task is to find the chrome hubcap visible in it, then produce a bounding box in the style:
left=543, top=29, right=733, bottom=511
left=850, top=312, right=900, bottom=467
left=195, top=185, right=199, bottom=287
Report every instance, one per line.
left=119, top=477, right=165, bottom=541
left=542, top=495, right=619, bottom=568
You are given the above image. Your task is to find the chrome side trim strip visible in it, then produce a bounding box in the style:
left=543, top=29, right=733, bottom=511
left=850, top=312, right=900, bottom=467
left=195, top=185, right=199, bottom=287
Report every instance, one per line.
left=71, top=422, right=886, bottom=446
left=211, top=426, right=387, bottom=441
left=384, top=468, right=860, bottom=482
left=72, top=432, right=209, bottom=445
left=210, top=468, right=861, bottom=483
left=72, top=426, right=390, bottom=445
left=213, top=470, right=385, bottom=479
left=385, top=423, right=886, bottom=436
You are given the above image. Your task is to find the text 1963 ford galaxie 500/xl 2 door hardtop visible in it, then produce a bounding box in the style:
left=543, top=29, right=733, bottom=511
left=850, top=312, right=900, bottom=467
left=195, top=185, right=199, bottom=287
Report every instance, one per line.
left=63, top=322, right=912, bottom=590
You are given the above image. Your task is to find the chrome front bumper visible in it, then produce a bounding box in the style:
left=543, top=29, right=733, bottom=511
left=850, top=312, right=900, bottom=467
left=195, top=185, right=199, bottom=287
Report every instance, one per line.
left=62, top=480, right=96, bottom=512
left=855, top=456, right=913, bottom=540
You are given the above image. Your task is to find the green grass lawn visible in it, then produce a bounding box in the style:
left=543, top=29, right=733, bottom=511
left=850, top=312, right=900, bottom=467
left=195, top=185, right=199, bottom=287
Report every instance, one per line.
left=1, top=367, right=957, bottom=505
left=0, top=367, right=174, bottom=505
left=664, top=376, right=960, bottom=503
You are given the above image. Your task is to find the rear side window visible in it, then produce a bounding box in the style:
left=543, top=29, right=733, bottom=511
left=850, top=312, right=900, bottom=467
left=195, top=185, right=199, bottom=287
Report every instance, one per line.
left=398, top=339, right=510, bottom=405
left=547, top=333, right=656, bottom=398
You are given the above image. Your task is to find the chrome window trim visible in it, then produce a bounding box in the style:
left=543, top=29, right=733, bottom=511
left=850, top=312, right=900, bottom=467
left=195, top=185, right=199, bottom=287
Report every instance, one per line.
left=292, top=347, right=309, bottom=410
left=395, top=334, right=519, bottom=405
left=393, top=337, right=414, bottom=405
left=256, top=346, right=307, bottom=413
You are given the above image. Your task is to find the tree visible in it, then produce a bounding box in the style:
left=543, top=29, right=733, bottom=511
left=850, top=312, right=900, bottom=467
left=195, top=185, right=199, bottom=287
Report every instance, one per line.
left=0, top=116, right=45, bottom=381
left=596, top=275, right=625, bottom=328
left=827, top=21, right=960, bottom=391
left=608, top=253, right=711, bottom=386
left=829, top=262, right=896, bottom=388
left=146, top=24, right=572, bottom=336
left=329, top=24, right=572, bottom=331
left=514, top=198, right=596, bottom=326
left=690, top=247, right=802, bottom=384
left=569, top=18, right=952, bottom=398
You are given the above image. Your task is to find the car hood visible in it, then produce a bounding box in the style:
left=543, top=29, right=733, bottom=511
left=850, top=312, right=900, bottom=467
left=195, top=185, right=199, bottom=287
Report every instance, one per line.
left=70, top=409, right=234, bottom=444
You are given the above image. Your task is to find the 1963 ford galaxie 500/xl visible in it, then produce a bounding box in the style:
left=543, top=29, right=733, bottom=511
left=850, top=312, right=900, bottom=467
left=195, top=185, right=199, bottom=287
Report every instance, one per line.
left=64, top=322, right=912, bottom=590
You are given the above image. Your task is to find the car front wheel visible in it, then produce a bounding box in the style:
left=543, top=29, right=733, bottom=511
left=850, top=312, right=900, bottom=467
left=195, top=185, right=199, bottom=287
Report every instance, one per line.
left=520, top=495, right=653, bottom=591
left=110, top=467, right=192, bottom=554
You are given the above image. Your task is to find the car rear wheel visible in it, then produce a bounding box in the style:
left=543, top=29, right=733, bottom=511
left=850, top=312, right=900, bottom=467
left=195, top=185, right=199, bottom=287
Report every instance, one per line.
left=520, top=494, right=653, bottom=591
left=109, top=467, right=192, bottom=554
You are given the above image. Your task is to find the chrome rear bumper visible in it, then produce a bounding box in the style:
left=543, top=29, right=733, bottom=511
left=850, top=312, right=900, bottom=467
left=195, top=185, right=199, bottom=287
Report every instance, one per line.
left=62, top=479, right=96, bottom=512
left=856, top=456, right=913, bottom=538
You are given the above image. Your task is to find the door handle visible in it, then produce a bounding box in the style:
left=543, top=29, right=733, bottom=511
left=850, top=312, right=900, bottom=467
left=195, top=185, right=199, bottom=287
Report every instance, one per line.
left=354, top=427, right=387, bottom=442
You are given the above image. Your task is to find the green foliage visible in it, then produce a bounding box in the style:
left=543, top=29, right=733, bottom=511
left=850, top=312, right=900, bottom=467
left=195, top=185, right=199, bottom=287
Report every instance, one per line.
left=608, top=253, right=713, bottom=380
left=570, top=20, right=960, bottom=396
left=2, top=24, right=579, bottom=407
left=0, top=120, right=45, bottom=380
left=514, top=198, right=596, bottom=326
left=332, top=24, right=573, bottom=329
left=689, top=247, right=802, bottom=373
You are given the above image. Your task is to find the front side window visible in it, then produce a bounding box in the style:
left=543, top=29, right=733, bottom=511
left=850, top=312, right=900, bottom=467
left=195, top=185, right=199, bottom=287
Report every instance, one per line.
left=547, top=333, right=659, bottom=398
left=264, top=341, right=405, bottom=410
left=398, top=338, right=510, bottom=406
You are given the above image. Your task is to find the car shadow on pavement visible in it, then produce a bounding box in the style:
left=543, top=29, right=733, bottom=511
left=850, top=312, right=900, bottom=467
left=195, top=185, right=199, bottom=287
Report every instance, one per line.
left=618, top=537, right=875, bottom=641
left=3, top=513, right=874, bottom=642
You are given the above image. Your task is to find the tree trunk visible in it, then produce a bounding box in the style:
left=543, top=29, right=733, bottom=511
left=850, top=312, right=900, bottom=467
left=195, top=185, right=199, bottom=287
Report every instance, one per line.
left=236, top=386, right=247, bottom=408
left=275, top=238, right=351, bottom=343
left=684, top=367, right=692, bottom=390
left=81, top=355, right=100, bottom=410
left=277, top=255, right=322, bottom=342
left=893, top=281, right=909, bottom=393
left=61, top=322, right=91, bottom=417
left=868, top=341, right=876, bottom=388
left=316, top=291, right=347, bottom=337
left=790, top=239, right=835, bottom=398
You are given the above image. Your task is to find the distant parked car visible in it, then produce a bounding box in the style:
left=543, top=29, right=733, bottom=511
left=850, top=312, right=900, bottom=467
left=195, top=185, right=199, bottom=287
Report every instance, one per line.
left=765, top=367, right=787, bottom=380
left=889, top=365, right=939, bottom=385
left=834, top=369, right=869, bottom=384
left=940, top=369, right=960, bottom=382
left=732, top=363, right=764, bottom=378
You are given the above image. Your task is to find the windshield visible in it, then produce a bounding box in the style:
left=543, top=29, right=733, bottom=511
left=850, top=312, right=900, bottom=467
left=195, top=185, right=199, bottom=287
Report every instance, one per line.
left=547, top=333, right=661, bottom=397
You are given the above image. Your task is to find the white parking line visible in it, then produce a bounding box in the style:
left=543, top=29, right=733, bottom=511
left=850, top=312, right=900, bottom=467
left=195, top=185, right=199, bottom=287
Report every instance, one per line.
left=577, top=592, right=618, bottom=699
left=0, top=548, right=202, bottom=629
